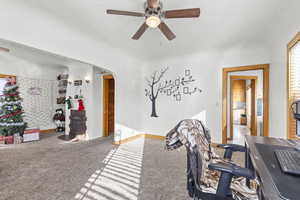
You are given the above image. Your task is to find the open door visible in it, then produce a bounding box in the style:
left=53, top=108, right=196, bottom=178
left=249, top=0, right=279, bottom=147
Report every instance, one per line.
left=223, top=64, right=269, bottom=144
left=103, top=75, right=115, bottom=137
left=229, top=75, right=258, bottom=144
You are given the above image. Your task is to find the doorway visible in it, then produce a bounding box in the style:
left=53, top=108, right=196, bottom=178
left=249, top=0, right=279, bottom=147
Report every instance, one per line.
left=222, top=64, right=269, bottom=144
left=103, top=75, right=115, bottom=137
left=229, top=76, right=257, bottom=144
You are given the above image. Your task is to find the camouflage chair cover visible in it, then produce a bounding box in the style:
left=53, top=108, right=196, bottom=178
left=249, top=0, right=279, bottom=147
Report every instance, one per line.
left=165, top=119, right=258, bottom=200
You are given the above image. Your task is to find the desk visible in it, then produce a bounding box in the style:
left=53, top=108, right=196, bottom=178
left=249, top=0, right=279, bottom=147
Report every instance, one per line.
left=245, top=136, right=300, bottom=200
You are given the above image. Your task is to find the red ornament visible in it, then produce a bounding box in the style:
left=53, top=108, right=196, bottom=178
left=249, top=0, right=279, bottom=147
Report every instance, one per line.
left=78, top=99, right=85, bottom=111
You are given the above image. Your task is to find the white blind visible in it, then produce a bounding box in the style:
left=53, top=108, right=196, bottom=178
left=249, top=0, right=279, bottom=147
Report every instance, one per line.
left=289, top=40, right=300, bottom=138
left=290, top=42, right=300, bottom=95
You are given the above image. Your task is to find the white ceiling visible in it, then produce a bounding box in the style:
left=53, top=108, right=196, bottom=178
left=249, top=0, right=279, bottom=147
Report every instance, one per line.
left=0, top=38, right=96, bottom=71
left=3, top=0, right=300, bottom=60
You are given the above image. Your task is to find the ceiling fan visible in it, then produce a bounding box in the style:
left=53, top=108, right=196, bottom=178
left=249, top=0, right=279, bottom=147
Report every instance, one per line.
left=107, top=0, right=200, bottom=41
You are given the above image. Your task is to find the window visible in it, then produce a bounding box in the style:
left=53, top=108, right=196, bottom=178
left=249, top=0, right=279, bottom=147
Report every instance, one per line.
left=0, top=75, right=15, bottom=95
left=0, top=78, right=6, bottom=95
left=288, top=32, right=300, bottom=139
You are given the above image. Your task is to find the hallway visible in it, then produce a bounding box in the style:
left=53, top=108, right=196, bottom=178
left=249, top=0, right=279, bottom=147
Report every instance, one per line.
left=230, top=125, right=251, bottom=145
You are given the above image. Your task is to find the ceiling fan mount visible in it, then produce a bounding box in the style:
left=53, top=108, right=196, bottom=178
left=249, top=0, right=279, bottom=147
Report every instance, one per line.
left=107, top=0, right=201, bottom=41
left=144, top=1, right=163, bottom=17
left=144, top=2, right=163, bottom=29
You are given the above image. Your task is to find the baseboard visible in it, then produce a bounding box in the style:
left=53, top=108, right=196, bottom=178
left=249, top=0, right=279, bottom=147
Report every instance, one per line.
left=113, top=133, right=166, bottom=145
left=143, top=134, right=165, bottom=140
left=113, top=134, right=143, bottom=145
left=40, top=129, right=56, bottom=134
left=113, top=134, right=220, bottom=146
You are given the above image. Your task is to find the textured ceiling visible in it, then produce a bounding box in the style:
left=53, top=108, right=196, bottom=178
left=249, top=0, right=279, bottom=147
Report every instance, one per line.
left=3, top=0, right=299, bottom=60
left=0, top=38, right=93, bottom=70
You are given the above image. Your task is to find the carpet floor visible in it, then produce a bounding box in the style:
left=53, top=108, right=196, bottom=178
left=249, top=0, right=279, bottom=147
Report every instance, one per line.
left=0, top=133, right=244, bottom=200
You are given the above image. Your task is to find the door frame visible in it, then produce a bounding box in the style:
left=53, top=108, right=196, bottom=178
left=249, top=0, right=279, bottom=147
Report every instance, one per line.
left=0, top=74, right=15, bottom=78
left=229, top=76, right=257, bottom=141
left=222, top=64, right=270, bottom=144
left=103, top=75, right=115, bottom=137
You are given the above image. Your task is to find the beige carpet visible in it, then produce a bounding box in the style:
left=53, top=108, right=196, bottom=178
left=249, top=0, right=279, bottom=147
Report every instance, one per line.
left=139, top=138, right=244, bottom=200
left=0, top=133, right=244, bottom=200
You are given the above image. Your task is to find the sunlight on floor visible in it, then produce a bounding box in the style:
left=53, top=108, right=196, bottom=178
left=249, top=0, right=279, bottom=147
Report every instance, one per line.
left=74, top=138, right=145, bottom=200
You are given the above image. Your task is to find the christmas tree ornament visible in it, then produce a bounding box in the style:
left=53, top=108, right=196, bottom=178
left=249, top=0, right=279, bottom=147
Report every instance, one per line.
left=0, top=77, right=26, bottom=141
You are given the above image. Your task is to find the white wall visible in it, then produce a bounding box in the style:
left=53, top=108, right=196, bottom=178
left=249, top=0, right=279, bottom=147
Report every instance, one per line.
left=0, top=53, right=63, bottom=80
left=0, top=1, right=145, bottom=142
left=91, top=67, right=104, bottom=139
left=139, top=17, right=300, bottom=143
left=0, top=1, right=299, bottom=143
left=0, top=53, right=65, bottom=130
left=141, top=46, right=270, bottom=143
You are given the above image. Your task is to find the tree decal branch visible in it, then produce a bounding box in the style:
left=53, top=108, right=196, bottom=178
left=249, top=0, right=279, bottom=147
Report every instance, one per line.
left=145, top=68, right=202, bottom=117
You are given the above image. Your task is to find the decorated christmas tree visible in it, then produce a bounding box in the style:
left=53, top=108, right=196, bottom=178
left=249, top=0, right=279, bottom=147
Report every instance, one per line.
left=0, top=77, right=26, bottom=137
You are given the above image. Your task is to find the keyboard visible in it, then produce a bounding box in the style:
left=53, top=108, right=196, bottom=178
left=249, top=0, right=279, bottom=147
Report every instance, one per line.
left=275, top=150, right=300, bottom=175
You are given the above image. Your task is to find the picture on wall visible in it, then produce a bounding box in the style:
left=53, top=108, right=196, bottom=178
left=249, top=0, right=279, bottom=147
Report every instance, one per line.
left=145, top=67, right=202, bottom=117
left=27, top=87, right=42, bottom=96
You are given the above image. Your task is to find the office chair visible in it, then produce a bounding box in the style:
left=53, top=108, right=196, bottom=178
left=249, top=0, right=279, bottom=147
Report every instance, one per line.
left=291, top=100, right=300, bottom=120
left=166, top=119, right=257, bottom=200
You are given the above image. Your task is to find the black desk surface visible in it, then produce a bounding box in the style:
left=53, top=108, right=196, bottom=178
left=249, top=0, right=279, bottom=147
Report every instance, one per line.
left=245, top=136, right=300, bottom=200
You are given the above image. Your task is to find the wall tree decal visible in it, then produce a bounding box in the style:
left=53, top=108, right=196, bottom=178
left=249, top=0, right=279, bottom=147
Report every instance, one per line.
left=145, top=68, right=168, bottom=117
left=145, top=68, right=202, bottom=117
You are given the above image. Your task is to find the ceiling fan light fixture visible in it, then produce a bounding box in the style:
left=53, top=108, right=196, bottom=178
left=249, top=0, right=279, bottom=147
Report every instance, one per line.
left=146, top=15, right=161, bottom=28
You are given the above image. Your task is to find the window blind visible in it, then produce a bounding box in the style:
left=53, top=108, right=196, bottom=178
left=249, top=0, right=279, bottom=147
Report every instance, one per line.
left=288, top=35, right=300, bottom=138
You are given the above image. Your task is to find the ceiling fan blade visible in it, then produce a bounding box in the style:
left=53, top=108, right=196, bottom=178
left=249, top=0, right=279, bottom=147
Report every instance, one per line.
left=107, top=9, right=145, bottom=17
left=147, top=0, right=160, bottom=8
left=164, top=8, right=201, bottom=19
left=132, top=23, right=149, bottom=40
left=158, top=22, right=176, bottom=40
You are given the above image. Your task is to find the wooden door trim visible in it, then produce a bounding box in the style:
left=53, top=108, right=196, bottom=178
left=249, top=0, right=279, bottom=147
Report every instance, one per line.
left=103, top=77, right=109, bottom=137
left=0, top=74, right=16, bottom=78
left=251, top=79, right=257, bottom=136
left=229, top=78, right=234, bottom=140
left=103, top=75, right=114, bottom=137
left=230, top=75, right=258, bottom=80
left=229, top=76, right=258, bottom=141
left=103, top=75, right=114, bottom=80
left=287, top=32, right=300, bottom=139
left=222, top=64, right=270, bottom=144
